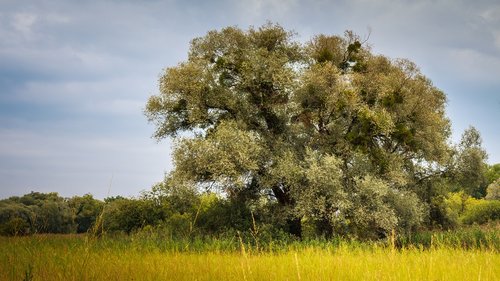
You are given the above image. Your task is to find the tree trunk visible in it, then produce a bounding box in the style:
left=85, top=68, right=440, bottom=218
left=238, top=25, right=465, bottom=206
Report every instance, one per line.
left=287, top=217, right=302, bottom=239
left=272, top=186, right=302, bottom=239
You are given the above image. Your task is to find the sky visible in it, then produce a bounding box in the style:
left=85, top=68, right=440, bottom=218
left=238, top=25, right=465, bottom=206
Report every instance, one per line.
left=1, top=0, right=499, bottom=199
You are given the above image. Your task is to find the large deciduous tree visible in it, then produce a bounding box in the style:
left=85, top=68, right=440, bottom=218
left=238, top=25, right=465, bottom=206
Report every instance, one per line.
left=145, top=24, right=451, bottom=238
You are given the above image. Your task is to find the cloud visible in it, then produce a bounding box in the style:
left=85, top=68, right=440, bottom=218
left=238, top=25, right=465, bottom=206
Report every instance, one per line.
left=236, top=0, right=299, bottom=22
left=1, top=0, right=500, bottom=199
left=11, top=12, right=37, bottom=36
left=447, top=48, right=500, bottom=83
left=480, top=4, right=500, bottom=23
left=84, top=98, right=146, bottom=116
left=0, top=127, right=172, bottom=199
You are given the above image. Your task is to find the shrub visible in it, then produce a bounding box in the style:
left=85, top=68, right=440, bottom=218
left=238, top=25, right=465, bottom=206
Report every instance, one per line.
left=485, top=179, right=500, bottom=200
left=461, top=200, right=500, bottom=224
left=0, top=217, right=29, bottom=236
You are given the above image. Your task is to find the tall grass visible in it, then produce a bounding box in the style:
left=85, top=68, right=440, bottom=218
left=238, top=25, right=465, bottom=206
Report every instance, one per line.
left=398, top=223, right=500, bottom=250
left=0, top=227, right=498, bottom=281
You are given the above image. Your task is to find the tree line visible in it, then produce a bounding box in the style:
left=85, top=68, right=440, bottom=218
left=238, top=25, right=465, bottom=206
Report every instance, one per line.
left=0, top=160, right=498, bottom=237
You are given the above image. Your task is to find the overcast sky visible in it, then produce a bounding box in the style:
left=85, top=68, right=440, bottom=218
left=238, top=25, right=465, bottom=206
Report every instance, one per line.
left=1, top=0, right=499, bottom=199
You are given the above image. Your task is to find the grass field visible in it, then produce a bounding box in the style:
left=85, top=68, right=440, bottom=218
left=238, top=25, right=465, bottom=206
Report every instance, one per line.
left=0, top=232, right=499, bottom=281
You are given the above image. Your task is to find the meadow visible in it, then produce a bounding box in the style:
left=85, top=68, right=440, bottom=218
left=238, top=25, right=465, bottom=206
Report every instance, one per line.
left=1, top=227, right=499, bottom=281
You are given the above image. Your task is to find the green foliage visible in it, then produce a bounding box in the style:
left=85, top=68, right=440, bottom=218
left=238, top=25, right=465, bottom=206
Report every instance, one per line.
left=443, top=191, right=500, bottom=225
left=486, top=163, right=500, bottom=184
left=0, top=201, right=33, bottom=235
left=145, top=23, right=452, bottom=239
left=461, top=200, right=500, bottom=225
left=68, top=194, right=103, bottom=233
left=443, top=191, right=470, bottom=225
left=449, top=127, right=489, bottom=198
left=0, top=192, right=75, bottom=235
left=0, top=193, right=104, bottom=236
left=486, top=179, right=500, bottom=200
left=397, top=224, right=499, bottom=250
left=102, top=197, right=164, bottom=234
left=171, top=121, right=264, bottom=185
left=141, top=181, right=258, bottom=238
left=196, top=195, right=253, bottom=235
left=0, top=217, right=29, bottom=236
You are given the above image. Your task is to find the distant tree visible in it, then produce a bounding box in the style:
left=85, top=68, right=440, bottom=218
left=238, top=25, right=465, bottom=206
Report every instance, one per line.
left=147, top=180, right=200, bottom=215
left=0, top=200, right=33, bottom=235
left=22, top=192, right=74, bottom=233
left=104, top=196, right=126, bottom=203
left=146, top=24, right=452, bottom=238
left=68, top=194, right=104, bottom=233
left=450, top=127, right=489, bottom=198
left=102, top=197, right=164, bottom=234
left=0, top=192, right=75, bottom=235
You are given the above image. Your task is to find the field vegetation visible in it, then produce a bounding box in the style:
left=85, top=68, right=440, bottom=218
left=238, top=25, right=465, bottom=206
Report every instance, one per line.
left=1, top=23, right=500, bottom=280
left=1, top=226, right=499, bottom=281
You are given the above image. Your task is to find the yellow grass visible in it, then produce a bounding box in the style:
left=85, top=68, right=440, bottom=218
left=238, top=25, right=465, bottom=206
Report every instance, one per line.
left=0, top=234, right=498, bottom=281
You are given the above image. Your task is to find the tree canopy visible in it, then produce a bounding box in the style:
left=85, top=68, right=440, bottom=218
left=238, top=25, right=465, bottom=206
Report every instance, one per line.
left=145, top=24, right=455, bottom=238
